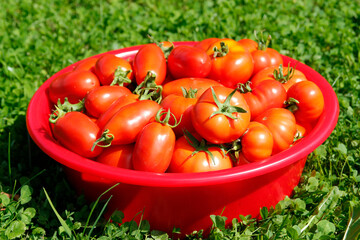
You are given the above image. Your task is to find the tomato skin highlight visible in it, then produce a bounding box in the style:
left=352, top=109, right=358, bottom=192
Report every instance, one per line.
left=133, top=44, right=167, bottom=85
left=102, top=100, right=161, bottom=145
left=96, top=144, right=134, bottom=169
left=241, top=122, right=273, bottom=162
left=242, top=79, right=287, bottom=120
left=52, top=111, right=103, bottom=158
left=162, top=78, right=223, bottom=99
left=167, top=45, right=212, bottom=79
left=191, top=86, right=251, bottom=144
left=84, top=85, right=132, bottom=118
left=286, top=81, right=325, bottom=124
left=49, top=70, right=100, bottom=104
left=132, top=122, right=175, bottom=173
left=254, top=108, right=297, bottom=154
left=168, top=135, right=233, bottom=173
left=94, top=54, right=133, bottom=86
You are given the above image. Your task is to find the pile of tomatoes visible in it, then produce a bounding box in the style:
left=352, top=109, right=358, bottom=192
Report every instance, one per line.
left=48, top=36, right=325, bottom=173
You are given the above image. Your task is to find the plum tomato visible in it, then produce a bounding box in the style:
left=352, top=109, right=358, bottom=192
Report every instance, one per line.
left=96, top=144, right=134, bottom=169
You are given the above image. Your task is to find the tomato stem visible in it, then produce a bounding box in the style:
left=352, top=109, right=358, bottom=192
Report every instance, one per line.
left=209, top=87, right=247, bottom=120
left=237, top=82, right=253, bottom=93
left=49, top=98, right=84, bottom=124
left=110, top=67, right=132, bottom=86
left=91, top=129, right=114, bottom=151
left=212, top=41, right=229, bottom=58
left=147, top=34, right=174, bottom=58
left=254, top=30, right=271, bottom=51
left=155, top=108, right=181, bottom=128
left=133, top=71, right=163, bottom=103
left=181, top=87, right=198, bottom=98
left=273, top=64, right=295, bottom=84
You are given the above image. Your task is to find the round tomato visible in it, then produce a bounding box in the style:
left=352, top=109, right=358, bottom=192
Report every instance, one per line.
left=84, top=85, right=131, bottom=118
left=96, top=144, right=134, bottom=169
left=193, top=38, right=220, bottom=51
left=254, top=108, right=297, bottom=154
left=133, top=43, right=167, bottom=85
left=237, top=38, right=258, bottom=53
left=251, top=64, right=307, bottom=91
left=191, top=86, right=251, bottom=144
left=207, top=40, right=254, bottom=88
left=240, top=79, right=287, bottom=120
left=132, top=111, right=176, bottom=173
left=50, top=111, right=103, bottom=158
left=286, top=81, right=325, bottom=124
left=160, top=89, right=198, bottom=137
left=251, top=47, right=283, bottom=76
left=206, top=38, right=245, bottom=56
left=162, top=78, right=223, bottom=99
left=49, top=70, right=100, bottom=104
left=94, top=54, right=133, bottom=86
left=167, top=45, right=211, bottom=79
left=168, top=133, right=233, bottom=173
left=241, top=122, right=273, bottom=162
left=100, top=100, right=161, bottom=145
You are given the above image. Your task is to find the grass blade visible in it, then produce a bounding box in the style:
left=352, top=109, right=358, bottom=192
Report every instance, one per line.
left=342, top=203, right=360, bottom=240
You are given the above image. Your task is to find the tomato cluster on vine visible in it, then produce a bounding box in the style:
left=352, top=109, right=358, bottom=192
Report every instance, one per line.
left=48, top=35, right=325, bottom=173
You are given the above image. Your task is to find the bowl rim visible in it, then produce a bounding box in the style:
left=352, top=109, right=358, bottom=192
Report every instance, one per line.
left=26, top=41, right=339, bottom=187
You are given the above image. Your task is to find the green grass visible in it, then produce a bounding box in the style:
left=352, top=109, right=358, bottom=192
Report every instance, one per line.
left=0, top=0, right=359, bottom=239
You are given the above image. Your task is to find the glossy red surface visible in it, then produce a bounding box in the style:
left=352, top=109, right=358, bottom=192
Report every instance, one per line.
left=26, top=42, right=339, bottom=237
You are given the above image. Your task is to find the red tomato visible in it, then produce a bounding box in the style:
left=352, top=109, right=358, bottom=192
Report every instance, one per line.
left=251, top=47, right=283, bottom=76
left=207, top=40, right=254, bottom=88
left=96, top=144, right=134, bottom=169
left=294, top=122, right=313, bottom=144
left=101, top=100, right=161, bottom=145
left=237, top=38, right=258, bottom=53
left=206, top=38, right=245, bottom=56
left=254, top=108, right=297, bottom=154
left=167, top=45, right=212, bottom=79
left=96, top=94, right=140, bottom=130
left=160, top=90, right=198, bottom=137
left=286, top=81, right=325, bottom=124
left=191, top=86, right=251, bottom=144
left=51, top=111, right=103, bottom=158
left=240, top=79, right=287, bottom=120
left=168, top=133, right=233, bottom=173
left=162, top=78, right=223, bottom=99
left=193, top=38, right=220, bottom=51
left=133, top=44, right=167, bottom=85
left=49, top=70, right=100, bottom=104
left=251, top=65, right=307, bottom=91
left=73, top=57, right=98, bottom=73
left=84, top=85, right=131, bottom=118
left=132, top=120, right=175, bottom=173
left=94, top=54, right=133, bottom=86
left=241, top=122, right=273, bottom=162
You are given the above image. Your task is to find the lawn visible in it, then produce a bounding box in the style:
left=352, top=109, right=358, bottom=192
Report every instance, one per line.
left=0, top=0, right=359, bottom=239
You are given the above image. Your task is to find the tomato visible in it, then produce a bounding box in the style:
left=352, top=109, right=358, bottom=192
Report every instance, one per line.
left=251, top=64, right=307, bottom=91
left=73, top=57, right=98, bottom=72
left=96, top=144, right=134, bottom=169
left=49, top=70, right=100, bottom=104
left=168, top=133, right=233, bottom=173
left=84, top=85, right=131, bottom=118
left=294, top=122, right=313, bottom=144
left=241, top=122, right=273, bottom=162
left=160, top=89, right=198, bottom=137
left=100, top=100, right=161, bottom=145
left=193, top=38, right=220, bottom=51
left=94, top=54, right=133, bottom=86
left=50, top=111, right=103, bottom=158
left=167, top=45, right=211, bottom=79
left=162, top=78, right=223, bottom=99
left=237, top=38, right=258, bottom=53
left=206, top=38, right=245, bottom=56
left=251, top=47, right=283, bottom=76
left=96, top=94, right=139, bottom=130
left=207, top=40, right=254, bottom=88
left=254, top=108, right=297, bottom=154
left=286, top=81, right=325, bottom=124
left=133, top=43, right=167, bottom=85
left=132, top=110, right=176, bottom=173
left=191, top=86, right=251, bottom=144
left=240, top=79, right=287, bottom=120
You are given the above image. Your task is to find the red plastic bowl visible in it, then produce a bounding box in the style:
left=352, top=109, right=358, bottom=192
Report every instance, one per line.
left=26, top=42, right=339, bottom=236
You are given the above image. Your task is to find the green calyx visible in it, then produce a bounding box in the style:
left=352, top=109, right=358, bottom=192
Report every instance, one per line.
left=110, top=66, right=132, bottom=86
left=49, top=97, right=84, bottom=124
left=148, top=34, right=174, bottom=58
left=213, top=41, right=229, bottom=58
left=155, top=108, right=181, bottom=128
left=209, top=87, right=247, bottom=120
left=181, top=87, right=198, bottom=98
left=183, top=130, right=226, bottom=165
left=133, top=71, right=163, bottom=103
left=237, top=82, right=253, bottom=93
left=91, top=129, right=114, bottom=152
left=284, top=97, right=299, bottom=113
left=254, top=30, right=272, bottom=51
left=273, top=64, right=295, bottom=84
